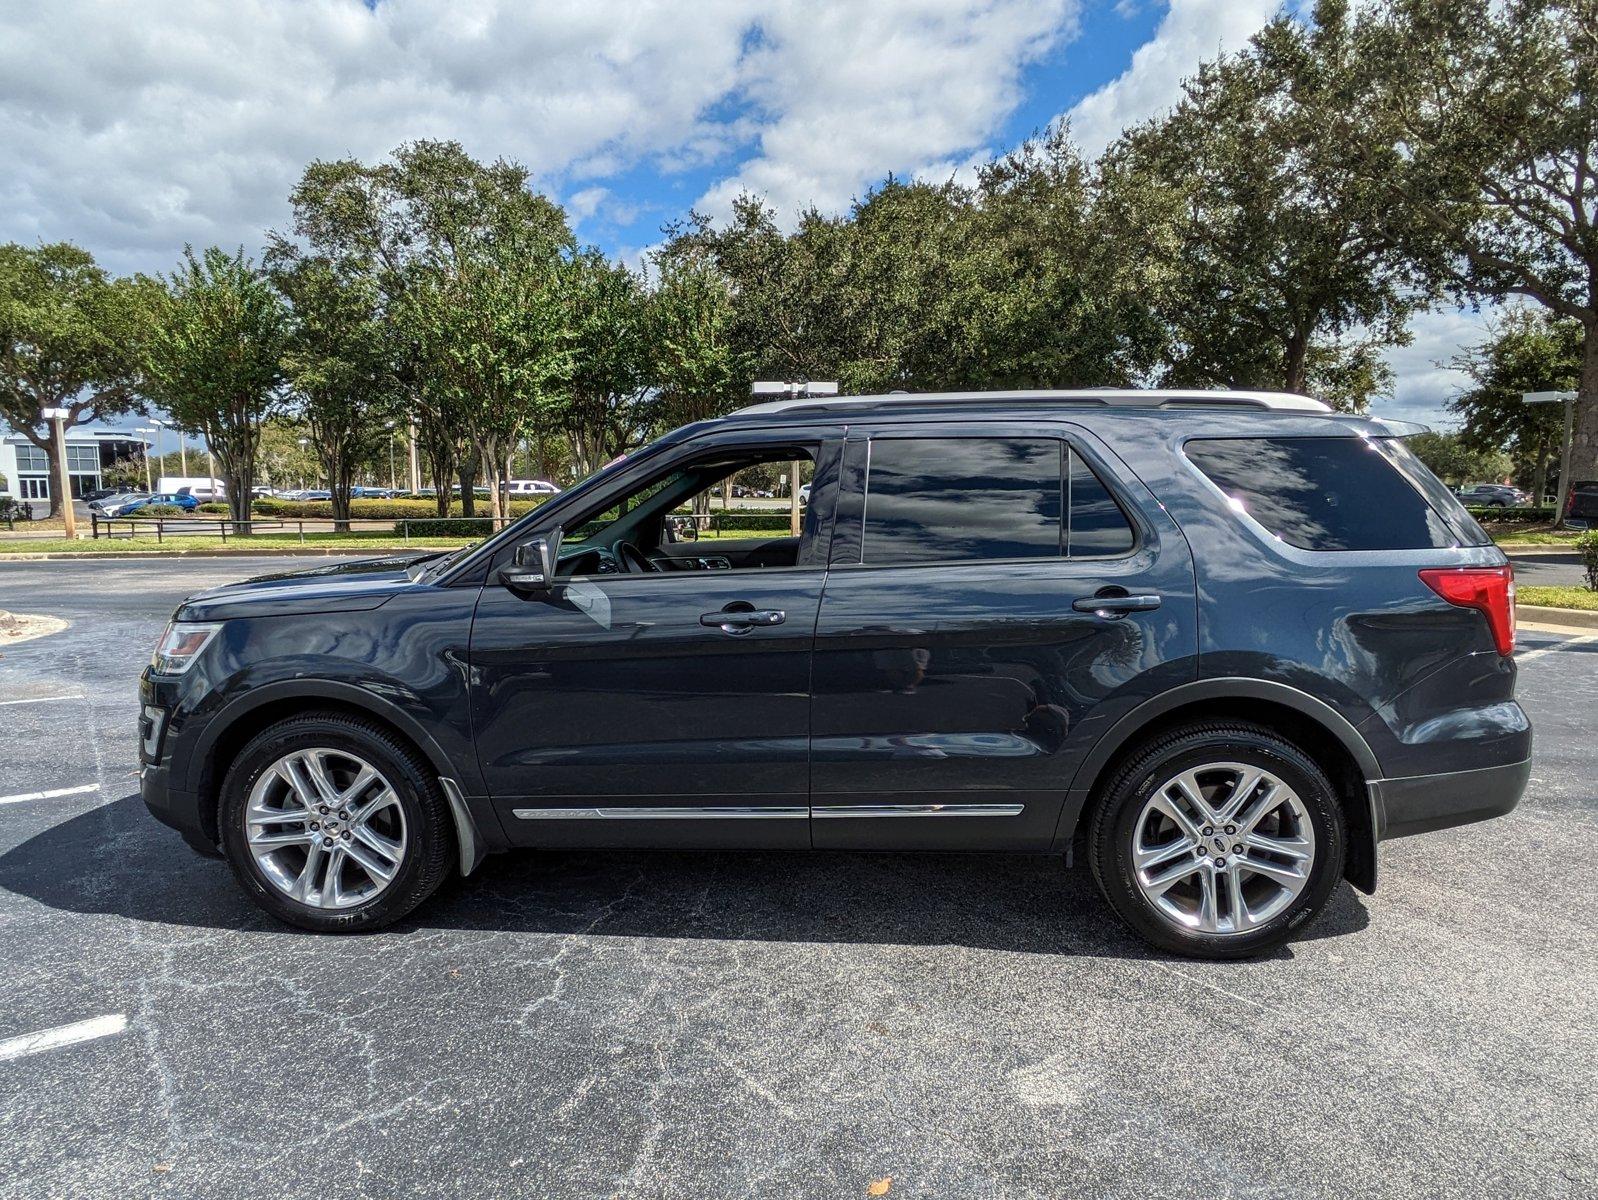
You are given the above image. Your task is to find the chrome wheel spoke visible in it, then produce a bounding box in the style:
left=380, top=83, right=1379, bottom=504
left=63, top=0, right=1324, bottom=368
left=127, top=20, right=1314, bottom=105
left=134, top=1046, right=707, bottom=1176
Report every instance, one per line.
left=1244, top=830, right=1312, bottom=862
left=246, top=747, right=407, bottom=910
left=1149, top=792, right=1203, bottom=842
left=1170, top=771, right=1219, bottom=825
left=1224, top=864, right=1253, bottom=931
left=1135, top=835, right=1198, bottom=871
left=1195, top=868, right=1219, bottom=932
left=1215, top=768, right=1264, bottom=824
left=1236, top=783, right=1284, bottom=834
left=1239, top=855, right=1305, bottom=887
left=1143, top=855, right=1200, bottom=896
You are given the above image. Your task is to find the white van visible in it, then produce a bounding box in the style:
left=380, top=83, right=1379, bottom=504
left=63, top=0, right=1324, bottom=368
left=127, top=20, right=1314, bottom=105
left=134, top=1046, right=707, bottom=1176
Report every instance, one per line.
left=157, top=476, right=227, bottom=501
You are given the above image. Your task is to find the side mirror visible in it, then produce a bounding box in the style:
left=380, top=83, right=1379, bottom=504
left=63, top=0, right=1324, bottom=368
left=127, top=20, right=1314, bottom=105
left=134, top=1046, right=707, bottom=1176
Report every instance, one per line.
left=498, top=529, right=562, bottom=595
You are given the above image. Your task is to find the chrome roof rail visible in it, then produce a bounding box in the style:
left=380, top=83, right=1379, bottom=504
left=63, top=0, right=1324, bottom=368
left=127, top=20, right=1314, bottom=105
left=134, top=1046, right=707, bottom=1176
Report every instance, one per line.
left=735, top=388, right=1333, bottom=417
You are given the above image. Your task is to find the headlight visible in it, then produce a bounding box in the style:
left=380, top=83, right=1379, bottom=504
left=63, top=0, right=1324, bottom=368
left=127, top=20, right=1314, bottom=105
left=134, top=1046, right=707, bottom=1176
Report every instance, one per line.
left=151, top=621, right=222, bottom=674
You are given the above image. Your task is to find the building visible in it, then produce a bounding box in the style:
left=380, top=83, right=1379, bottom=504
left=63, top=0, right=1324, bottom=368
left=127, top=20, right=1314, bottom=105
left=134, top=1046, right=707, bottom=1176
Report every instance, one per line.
left=0, top=425, right=152, bottom=504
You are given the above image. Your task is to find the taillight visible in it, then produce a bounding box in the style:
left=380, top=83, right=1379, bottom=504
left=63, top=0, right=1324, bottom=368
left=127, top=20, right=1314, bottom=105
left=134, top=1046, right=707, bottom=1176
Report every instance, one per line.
left=1419, top=565, right=1515, bottom=657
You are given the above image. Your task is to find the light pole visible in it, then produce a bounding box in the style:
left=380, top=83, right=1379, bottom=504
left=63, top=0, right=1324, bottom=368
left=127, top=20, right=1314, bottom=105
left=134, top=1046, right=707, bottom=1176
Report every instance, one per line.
left=752, top=381, right=838, bottom=535
left=386, top=421, right=397, bottom=490
left=41, top=407, right=76, bottom=536
left=1523, top=390, right=1577, bottom=512
left=297, top=437, right=311, bottom=490
left=134, top=427, right=156, bottom=492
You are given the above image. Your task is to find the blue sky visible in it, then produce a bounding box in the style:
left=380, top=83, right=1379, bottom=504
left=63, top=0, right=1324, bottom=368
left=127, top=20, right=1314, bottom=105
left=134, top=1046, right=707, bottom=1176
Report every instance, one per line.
left=0, top=1, right=1483, bottom=426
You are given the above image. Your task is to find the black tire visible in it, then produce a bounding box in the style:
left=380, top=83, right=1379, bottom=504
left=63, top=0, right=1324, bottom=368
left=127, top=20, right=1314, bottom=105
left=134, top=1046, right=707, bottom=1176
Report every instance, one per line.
left=1087, top=722, right=1346, bottom=959
left=219, top=712, right=453, bottom=933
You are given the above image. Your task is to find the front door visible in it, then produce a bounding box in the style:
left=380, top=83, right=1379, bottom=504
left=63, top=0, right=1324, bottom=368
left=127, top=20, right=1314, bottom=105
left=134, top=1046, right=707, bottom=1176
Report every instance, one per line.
left=809, top=422, right=1198, bottom=850
left=469, top=428, right=841, bottom=849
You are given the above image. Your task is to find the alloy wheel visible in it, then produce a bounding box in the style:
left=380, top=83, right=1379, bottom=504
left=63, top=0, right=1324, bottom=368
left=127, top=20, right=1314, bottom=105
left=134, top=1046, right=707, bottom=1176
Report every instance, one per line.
left=244, top=748, right=408, bottom=910
left=1130, top=761, right=1315, bottom=935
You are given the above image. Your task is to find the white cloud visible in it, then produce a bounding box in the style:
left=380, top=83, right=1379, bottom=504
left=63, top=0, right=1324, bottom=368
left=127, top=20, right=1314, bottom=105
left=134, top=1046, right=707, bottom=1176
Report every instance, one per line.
left=693, top=1, right=1078, bottom=223
left=0, top=0, right=1081, bottom=274
left=1370, top=305, right=1501, bottom=429
left=1064, top=0, right=1278, bottom=156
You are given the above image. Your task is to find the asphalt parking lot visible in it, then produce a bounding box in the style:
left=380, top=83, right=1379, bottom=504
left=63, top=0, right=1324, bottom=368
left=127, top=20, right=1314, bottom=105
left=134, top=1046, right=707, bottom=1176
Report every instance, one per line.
left=1, top=557, right=1594, bottom=1199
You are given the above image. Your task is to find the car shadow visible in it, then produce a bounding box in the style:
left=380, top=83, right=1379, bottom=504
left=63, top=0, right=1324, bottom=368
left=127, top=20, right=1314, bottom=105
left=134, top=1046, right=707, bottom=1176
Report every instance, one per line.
left=1, top=794, right=1369, bottom=960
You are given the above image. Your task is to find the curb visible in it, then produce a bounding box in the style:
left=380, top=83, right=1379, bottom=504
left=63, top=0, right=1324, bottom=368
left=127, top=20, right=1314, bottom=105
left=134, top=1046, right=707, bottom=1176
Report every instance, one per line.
left=1518, top=604, right=1598, bottom=631
left=1500, top=545, right=1582, bottom=556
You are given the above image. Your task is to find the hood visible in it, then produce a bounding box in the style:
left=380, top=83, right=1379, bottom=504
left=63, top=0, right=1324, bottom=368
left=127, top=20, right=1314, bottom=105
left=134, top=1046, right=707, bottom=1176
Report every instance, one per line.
left=174, top=553, right=441, bottom=621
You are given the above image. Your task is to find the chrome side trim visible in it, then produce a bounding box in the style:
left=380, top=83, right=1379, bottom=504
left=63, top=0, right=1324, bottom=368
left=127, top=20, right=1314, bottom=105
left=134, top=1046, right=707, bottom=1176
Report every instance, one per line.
left=812, top=803, right=1026, bottom=818
left=512, top=805, right=809, bottom=821
left=438, top=776, right=486, bottom=877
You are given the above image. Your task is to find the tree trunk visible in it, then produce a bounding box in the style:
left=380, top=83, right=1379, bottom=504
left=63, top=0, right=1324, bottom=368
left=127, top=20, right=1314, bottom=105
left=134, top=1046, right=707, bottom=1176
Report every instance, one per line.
left=40, top=435, right=64, bottom=519
left=1531, top=447, right=1548, bottom=510
left=1283, top=329, right=1310, bottom=398
left=457, top=454, right=476, bottom=518
left=427, top=449, right=452, bottom=518
left=329, top=455, right=352, bottom=534
left=1570, top=323, right=1598, bottom=493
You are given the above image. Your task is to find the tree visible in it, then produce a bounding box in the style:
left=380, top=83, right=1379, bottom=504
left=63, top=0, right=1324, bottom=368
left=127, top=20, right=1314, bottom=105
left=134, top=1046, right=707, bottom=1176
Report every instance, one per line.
left=0, top=243, right=151, bottom=516
left=1449, top=309, right=1581, bottom=501
left=270, top=253, right=399, bottom=530
left=649, top=255, right=749, bottom=430
left=557, top=249, right=654, bottom=477
left=1406, top=429, right=1512, bottom=487
left=1097, top=12, right=1424, bottom=410
left=141, top=247, right=287, bottom=525
left=1339, top=0, right=1598, bottom=471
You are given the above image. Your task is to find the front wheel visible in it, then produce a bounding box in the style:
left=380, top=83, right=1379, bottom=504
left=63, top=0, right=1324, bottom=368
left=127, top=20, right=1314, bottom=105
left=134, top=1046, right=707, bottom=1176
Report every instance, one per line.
left=219, top=713, right=452, bottom=933
left=1088, top=723, right=1346, bottom=959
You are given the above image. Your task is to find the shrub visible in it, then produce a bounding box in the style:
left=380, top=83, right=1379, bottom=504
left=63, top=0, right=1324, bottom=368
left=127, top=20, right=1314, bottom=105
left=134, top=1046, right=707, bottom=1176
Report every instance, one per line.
left=141, top=504, right=186, bottom=516
left=254, top=497, right=548, bottom=520
left=1467, top=506, right=1556, bottom=525
left=393, top=517, right=495, bottom=538
left=1580, top=530, right=1598, bottom=591
left=197, top=502, right=231, bottom=514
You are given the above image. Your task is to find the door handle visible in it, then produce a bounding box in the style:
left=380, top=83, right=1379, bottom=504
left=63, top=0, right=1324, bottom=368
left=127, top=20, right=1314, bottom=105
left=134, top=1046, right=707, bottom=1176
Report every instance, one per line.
left=1072, top=593, right=1161, bottom=617
left=700, top=608, right=786, bottom=632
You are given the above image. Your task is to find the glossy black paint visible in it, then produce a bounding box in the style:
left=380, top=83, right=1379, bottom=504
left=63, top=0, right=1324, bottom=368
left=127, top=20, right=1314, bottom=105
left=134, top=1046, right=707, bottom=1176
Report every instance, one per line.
left=141, top=397, right=1531, bottom=889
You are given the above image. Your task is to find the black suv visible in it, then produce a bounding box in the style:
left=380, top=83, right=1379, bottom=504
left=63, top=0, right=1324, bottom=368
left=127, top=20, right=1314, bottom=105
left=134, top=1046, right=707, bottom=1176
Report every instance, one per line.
left=140, top=390, right=1530, bottom=957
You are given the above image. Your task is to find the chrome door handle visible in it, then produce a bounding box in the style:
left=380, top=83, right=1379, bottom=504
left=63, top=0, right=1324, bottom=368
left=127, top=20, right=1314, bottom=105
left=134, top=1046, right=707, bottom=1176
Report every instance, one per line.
left=700, top=608, right=786, bottom=631
left=1072, top=593, right=1161, bottom=617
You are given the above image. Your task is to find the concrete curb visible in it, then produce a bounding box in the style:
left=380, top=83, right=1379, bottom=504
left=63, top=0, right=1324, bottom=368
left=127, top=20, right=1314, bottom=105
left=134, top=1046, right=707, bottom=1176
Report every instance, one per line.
left=1518, top=604, right=1598, bottom=631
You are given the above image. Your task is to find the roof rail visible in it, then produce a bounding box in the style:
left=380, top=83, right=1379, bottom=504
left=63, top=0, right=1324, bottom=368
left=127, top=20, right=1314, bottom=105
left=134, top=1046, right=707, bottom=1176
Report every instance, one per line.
left=735, top=388, right=1333, bottom=417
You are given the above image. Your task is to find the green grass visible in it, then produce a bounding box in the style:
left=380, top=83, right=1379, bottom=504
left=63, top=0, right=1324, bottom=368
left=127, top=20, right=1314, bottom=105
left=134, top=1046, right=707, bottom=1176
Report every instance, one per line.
left=1491, top=529, right=1587, bottom=546
left=1519, top=585, right=1598, bottom=611
left=0, top=532, right=466, bottom=556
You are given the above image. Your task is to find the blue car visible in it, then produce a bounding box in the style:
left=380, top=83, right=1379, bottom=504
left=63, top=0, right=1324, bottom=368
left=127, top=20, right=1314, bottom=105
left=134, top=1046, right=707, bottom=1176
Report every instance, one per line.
left=116, top=493, right=200, bottom=516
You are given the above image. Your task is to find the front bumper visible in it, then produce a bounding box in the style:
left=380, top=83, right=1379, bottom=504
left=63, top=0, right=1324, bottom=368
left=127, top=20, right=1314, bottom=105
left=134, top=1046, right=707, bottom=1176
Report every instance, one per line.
left=1373, top=757, right=1531, bottom=841
left=139, top=671, right=220, bottom=858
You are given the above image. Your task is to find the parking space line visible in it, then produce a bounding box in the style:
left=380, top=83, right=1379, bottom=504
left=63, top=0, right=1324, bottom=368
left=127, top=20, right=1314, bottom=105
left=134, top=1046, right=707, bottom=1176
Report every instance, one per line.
left=0, top=694, right=86, bottom=707
left=0, top=783, right=101, bottom=807
left=0, top=1015, right=127, bottom=1063
left=1516, top=634, right=1598, bottom=664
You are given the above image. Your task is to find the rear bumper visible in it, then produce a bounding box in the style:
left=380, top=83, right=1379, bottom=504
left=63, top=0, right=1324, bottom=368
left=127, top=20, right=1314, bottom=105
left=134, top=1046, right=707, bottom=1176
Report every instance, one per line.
left=1373, top=757, right=1531, bottom=841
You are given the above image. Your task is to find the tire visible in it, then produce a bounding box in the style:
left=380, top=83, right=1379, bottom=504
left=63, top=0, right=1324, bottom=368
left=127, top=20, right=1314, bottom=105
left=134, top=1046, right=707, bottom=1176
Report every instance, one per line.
left=1088, top=722, right=1346, bottom=959
left=219, top=712, right=453, bottom=933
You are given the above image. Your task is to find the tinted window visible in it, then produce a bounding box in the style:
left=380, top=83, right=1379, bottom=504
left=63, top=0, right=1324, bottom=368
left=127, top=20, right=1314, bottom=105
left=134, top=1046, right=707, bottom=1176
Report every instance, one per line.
left=863, top=438, right=1061, bottom=564
left=1068, top=449, right=1136, bottom=555
left=1187, top=436, right=1458, bottom=551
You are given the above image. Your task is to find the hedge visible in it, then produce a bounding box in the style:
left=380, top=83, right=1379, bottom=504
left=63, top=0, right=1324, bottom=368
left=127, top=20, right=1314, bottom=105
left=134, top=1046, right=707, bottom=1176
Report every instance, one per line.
left=1582, top=530, right=1598, bottom=590
left=393, top=517, right=498, bottom=538
left=1466, top=506, right=1557, bottom=524
left=254, top=497, right=548, bottom=520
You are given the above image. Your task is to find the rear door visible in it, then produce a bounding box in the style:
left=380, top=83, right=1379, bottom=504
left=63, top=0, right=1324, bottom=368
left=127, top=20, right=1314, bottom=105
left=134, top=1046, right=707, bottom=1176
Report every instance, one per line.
left=810, top=421, right=1198, bottom=850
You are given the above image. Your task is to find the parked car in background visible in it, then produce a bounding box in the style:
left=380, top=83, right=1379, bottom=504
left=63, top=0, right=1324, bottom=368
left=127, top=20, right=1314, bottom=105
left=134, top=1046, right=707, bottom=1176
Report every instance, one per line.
left=115, top=492, right=201, bottom=515
left=158, top=476, right=226, bottom=501
left=140, top=388, right=1528, bottom=959
left=351, top=486, right=397, bottom=499
left=1455, top=483, right=1528, bottom=508
left=798, top=482, right=811, bottom=505
left=1563, top=479, right=1598, bottom=529
left=89, top=491, right=149, bottom=515
left=83, top=486, right=124, bottom=503
left=507, top=479, right=561, bottom=497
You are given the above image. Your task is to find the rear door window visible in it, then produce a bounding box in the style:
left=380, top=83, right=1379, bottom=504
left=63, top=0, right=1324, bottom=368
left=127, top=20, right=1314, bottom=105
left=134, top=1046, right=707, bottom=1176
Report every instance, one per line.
left=1185, top=436, right=1466, bottom=551
left=859, top=437, right=1134, bottom=564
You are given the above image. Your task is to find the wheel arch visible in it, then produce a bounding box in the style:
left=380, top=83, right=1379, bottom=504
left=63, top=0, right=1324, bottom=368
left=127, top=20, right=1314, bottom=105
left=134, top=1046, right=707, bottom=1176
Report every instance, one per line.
left=186, top=680, right=461, bottom=849
left=1057, top=678, right=1381, bottom=893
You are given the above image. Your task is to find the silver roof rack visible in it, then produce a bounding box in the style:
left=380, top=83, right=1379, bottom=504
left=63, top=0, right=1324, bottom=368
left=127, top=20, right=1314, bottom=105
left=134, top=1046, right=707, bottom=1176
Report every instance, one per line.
left=735, top=388, right=1333, bottom=417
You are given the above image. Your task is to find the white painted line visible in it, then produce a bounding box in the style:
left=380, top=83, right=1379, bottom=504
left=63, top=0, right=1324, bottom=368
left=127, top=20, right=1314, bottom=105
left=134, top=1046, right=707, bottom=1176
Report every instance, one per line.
left=1517, top=634, right=1598, bottom=664
left=0, top=783, right=101, bottom=807
left=0, top=1014, right=127, bottom=1063
left=0, top=694, right=85, bottom=707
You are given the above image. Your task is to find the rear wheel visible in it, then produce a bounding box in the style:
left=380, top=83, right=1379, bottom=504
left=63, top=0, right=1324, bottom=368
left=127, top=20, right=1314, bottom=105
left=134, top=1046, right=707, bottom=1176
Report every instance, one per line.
left=219, top=713, right=452, bottom=932
left=1088, top=723, right=1345, bottom=958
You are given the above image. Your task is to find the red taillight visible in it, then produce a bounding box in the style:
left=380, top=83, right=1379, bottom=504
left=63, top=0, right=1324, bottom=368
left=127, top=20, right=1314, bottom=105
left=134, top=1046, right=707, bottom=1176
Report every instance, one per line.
left=1419, top=565, right=1516, bottom=657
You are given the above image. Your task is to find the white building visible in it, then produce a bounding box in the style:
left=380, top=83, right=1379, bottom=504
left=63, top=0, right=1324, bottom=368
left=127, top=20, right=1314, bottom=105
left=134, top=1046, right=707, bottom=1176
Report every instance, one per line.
left=0, top=425, right=152, bottom=504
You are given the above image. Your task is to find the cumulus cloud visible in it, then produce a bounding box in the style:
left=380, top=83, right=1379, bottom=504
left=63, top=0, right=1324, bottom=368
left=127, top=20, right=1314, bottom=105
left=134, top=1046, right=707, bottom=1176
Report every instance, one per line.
left=1064, top=0, right=1278, bottom=155
left=0, top=0, right=1081, bottom=273
left=1371, top=306, right=1501, bottom=429
left=693, top=0, right=1078, bottom=223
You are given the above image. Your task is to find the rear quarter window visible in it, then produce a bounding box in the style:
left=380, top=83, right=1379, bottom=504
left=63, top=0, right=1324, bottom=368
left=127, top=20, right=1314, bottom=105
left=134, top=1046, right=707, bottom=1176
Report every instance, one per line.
left=1185, top=436, right=1467, bottom=551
